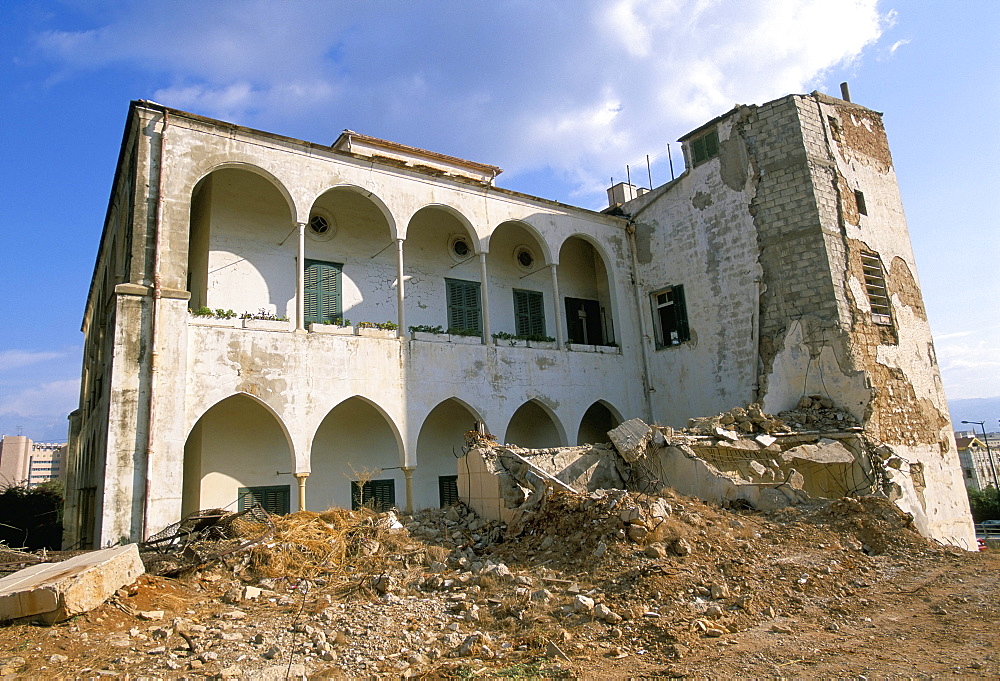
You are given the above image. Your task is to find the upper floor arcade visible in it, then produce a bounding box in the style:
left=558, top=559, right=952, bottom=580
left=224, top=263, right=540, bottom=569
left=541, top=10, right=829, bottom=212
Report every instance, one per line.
left=104, top=101, right=633, bottom=352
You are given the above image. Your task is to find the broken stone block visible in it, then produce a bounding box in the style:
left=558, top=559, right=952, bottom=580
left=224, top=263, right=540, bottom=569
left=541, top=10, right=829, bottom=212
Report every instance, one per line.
left=572, top=594, right=595, bottom=613
left=644, top=543, right=667, bottom=559
left=0, top=544, right=144, bottom=624
left=609, top=418, right=654, bottom=462
left=713, top=427, right=739, bottom=442
left=748, top=460, right=767, bottom=478
left=755, top=434, right=777, bottom=448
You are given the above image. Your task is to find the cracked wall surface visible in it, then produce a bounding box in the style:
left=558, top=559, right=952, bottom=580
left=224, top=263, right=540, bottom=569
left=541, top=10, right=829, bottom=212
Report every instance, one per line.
left=624, top=93, right=973, bottom=548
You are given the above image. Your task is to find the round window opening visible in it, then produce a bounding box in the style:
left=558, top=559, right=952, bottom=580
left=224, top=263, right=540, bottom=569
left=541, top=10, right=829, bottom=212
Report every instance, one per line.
left=452, top=238, right=470, bottom=258
left=306, top=212, right=336, bottom=241
left=514, top=245, right=536, bottom=271
left=309, top=215, right=330, bottom=235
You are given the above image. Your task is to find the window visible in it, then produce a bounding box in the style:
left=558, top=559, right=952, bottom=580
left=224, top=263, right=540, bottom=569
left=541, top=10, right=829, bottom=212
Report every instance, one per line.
left=439, top=475, right=459, bottom=507
left=446, top=279, right=482, bottom=335
left=651, top=284, right=690, bottom=347
left=449, top=235, right=472, bottom=261
left=351, top=479, right=396, bottom=511
left=307, top=211, right=336, bottom=241
left=691, top=129, right=720, bottom=166
left=238, top=485, right=291, bottom=515
left=859, top=251, right=892, bottom=325
left=513, top=289, right=545, bottom=337
left=514, top=245, right=536, bottom=271
left=564, top=298, right=605, bottom=346
left=304, top=260, right=343, bottom=325
left=854, top=190, right=867, bottom=216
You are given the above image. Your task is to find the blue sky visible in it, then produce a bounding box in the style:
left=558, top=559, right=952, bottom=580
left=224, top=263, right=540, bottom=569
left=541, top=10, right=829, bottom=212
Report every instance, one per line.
left=1, top=0, right=997, bottom=441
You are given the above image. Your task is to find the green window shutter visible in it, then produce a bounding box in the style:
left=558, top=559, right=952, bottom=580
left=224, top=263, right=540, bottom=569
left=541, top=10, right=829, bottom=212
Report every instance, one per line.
left=446, top=279, right=482, bottom=334
left=514, top=289, right=545, bottom=337
left=439, top=475, right=459, bottom=507
left=237, top=485, right=290, bottom=515
left=673, top=284, right=690, bottom=342
left=305, top=260, right=343, bottom=325
left=351, top=479, right=396, bottom=511
left=704, top=130, right=719, bottom=158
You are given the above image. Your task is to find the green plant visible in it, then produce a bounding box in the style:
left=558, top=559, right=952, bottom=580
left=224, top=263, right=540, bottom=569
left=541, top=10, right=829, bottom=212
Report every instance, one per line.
left=241, top=308, right=288, bottom=322
left=322, top=317, right=351, bottom=326
left=356, top=321, right=398, bottom=331
left=491, top=331, right=555, bottom=345
left=189, top=307, right=237, bottom=319
left=448, top=327, right=482, bottom=337
left=409, top=324, right=445, bottom=334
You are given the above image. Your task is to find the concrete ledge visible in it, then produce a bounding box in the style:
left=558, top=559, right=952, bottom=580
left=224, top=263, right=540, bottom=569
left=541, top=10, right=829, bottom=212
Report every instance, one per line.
left=0, top=544, right=144, bottom=623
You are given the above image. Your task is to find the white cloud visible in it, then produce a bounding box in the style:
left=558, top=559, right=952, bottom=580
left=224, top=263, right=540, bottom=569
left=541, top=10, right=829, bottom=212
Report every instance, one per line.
left=935, top=326, right=1000, bottom=400
left=0, top=350, right=65, bottom=372
left=0, top=379, right=80, bottom=420
left=890, top=38, right=910, bottom=54
left=31, top=0, right=888, bottom=202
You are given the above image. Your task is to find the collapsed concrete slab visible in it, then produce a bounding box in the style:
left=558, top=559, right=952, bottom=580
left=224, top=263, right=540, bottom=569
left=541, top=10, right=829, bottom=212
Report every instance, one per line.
left=460, top=403, right=925, bottom=529
left=0, top=544, right=144, bottom=623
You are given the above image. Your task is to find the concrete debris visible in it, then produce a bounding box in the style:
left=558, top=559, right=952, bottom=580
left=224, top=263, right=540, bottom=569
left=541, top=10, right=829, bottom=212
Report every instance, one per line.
left=463, top=399, right=896, bottom=523
left=0, top=544, right=144, bottom=623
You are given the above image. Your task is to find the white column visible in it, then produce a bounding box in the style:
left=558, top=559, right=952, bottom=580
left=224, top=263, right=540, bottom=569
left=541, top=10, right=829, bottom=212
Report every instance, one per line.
left=550, top=264, right=565, bottom=347
left=479, top=252, right=491, bottom=343
left=296, top=222, right=306, bottom=332
left=396, top=238, right=406, bottom=337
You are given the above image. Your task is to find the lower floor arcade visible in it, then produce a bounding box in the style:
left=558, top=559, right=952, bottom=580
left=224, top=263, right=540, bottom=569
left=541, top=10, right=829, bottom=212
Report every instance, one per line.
left=180, top=392, right=622, bottom=518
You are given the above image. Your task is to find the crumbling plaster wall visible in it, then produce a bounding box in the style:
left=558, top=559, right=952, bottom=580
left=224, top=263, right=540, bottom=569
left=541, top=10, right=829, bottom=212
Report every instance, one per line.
left=809, top=95, right=970, bottom=545
left=626, top=114, right=762, bottom=425
left=622, top=94, right=972, bottom=547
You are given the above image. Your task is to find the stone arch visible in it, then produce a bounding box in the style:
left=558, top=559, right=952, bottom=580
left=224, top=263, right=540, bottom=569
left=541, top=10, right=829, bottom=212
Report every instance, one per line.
left=557, top=233, right=618, bottom=346
left=182, top=392, right=296, bottom=517
left=189, top=161, right=298, bottom=223
left=504, top=399, right=566, bottom=449
left=576, top=400, right=622, bottom=445
left=187, top=165, right=297, bottom=315
left=403, top=203, right=479, bottom=248
left=413, top=398, right=485, bottom=509
left=486, top=219, right=553, bottom=265
left=308, top=396, right=405, bottom=512
left=403, top=204, right=483, bottom=332
left=305, top=186, right=399, bottom=325
left=309, top=184, right=398, bottom=241
left=486, top=220, right=556, bottom=338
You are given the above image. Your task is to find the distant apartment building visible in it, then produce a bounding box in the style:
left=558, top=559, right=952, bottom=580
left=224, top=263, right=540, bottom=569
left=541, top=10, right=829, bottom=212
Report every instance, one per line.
left=955, top=435, right=999, bottom=492
left=0, top=436, right=67, bottom=487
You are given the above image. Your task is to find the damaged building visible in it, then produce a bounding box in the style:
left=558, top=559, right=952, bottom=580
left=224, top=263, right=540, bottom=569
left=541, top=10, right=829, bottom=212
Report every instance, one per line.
left=63, top=89, right=975, bottom=551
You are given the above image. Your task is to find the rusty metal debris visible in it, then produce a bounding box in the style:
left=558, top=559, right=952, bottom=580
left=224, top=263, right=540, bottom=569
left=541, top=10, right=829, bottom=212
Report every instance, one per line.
left=139, top=506, right=275, bottom=577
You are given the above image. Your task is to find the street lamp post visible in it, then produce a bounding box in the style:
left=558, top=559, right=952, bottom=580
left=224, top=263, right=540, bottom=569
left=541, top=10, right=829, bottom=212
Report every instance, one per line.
left=962, top=420, right=1000, bottom=491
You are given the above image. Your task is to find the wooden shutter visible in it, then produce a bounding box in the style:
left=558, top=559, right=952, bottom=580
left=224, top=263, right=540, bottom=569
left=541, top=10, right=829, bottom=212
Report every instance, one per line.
left=439, top=475, right=459, bottom=507
left=446, top=279, right=482, bottom=334
left=673, top=284, right=690, bottom=342
left=514, top=290, right=545, bottom=337
left=352, top=479, right=396, bottom=511
left=305, top=260, right=342, bottom=324
left=238, top=485, right=290, bottom=515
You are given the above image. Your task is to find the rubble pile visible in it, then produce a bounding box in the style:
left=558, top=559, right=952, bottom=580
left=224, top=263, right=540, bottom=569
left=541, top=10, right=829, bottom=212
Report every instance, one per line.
left=777, top=395, right=861, bottom=432
left=1, top=486, right=992, bottom=678
left=685, top=397, right=859, bottom=436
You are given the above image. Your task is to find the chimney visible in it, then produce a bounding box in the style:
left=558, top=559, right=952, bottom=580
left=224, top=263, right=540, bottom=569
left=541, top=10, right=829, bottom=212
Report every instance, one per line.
left=607, top=182, right=646, bottom=209
left=840, top=82, right=852, bottom=103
